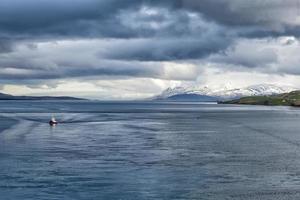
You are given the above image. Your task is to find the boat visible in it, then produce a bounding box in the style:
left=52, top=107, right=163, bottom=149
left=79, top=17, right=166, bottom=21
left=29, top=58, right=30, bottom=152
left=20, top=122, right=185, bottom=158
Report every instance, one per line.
left=49, top=116, right=58, bottom=126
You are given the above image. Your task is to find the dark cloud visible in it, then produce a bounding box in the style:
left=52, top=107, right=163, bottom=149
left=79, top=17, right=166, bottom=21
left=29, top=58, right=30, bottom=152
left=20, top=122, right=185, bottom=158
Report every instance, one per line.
left=0, top=0, right=235, bottom=61
left=179, top=1, right=298, bottom=26
left=101, top=37, right=231, bottom=61
left=0, top=0, right=140, bottom=37
left=0, top=0, right=299, bottom=40
left=0, top=0, right=300, bottom=89
left=0, top=0, right=191, bottom=40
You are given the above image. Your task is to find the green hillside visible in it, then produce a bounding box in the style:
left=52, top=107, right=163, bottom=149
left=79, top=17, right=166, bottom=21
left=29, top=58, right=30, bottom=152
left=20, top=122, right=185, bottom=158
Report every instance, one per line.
left=221, top=90, right=300, bottom=106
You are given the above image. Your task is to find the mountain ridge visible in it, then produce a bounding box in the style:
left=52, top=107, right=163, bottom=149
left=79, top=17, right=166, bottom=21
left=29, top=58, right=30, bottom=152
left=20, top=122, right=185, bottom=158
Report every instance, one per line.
left=0, top=92, right=85, bottom=100
left=154, top=84, right=297, bottom=101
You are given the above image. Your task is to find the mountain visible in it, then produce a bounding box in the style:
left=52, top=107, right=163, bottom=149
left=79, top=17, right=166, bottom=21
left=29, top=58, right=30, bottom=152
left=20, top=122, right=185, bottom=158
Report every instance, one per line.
left=0, top=92, right=85, bottom=100
left=165, top=94, right=218, bottom=102
left=154, top=84, right=296, bottom=101
left=211, top=84, right=295, bottom=100
left=0, top=93, right=14, bottom=99
left=221, top=90, right=300, bottom=106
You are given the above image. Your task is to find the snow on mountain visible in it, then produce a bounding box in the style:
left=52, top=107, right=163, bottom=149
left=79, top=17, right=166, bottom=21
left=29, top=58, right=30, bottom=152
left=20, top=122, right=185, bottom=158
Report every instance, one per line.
left=158, top=85, right=212, bottom=99
left=155, top=84, right=297, bottom=100
left=211, top=84, right=296, bottom=99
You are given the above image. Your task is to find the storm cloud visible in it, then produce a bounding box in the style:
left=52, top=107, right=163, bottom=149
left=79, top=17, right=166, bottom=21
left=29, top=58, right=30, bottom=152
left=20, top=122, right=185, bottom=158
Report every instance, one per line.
left=1, top=0, right=300, bottom=98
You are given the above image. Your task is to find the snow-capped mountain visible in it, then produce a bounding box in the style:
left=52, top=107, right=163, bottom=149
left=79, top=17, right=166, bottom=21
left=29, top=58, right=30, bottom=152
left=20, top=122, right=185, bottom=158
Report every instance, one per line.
left=158, top=85, right=212, bottom=99
left=212, top=84, right=296, bottom=100
left=154, top=84, right=297, bottom=101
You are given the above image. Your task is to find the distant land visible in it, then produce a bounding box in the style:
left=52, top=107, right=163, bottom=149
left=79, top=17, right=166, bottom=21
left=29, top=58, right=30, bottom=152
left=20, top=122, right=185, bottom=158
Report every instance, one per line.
left=0, top=92, right=85, bottom=100
left=160, top=94, right=218, bottom=102
left=221, top=90, right=300, bottom=106
left=153, top=84, right=296, bottom=102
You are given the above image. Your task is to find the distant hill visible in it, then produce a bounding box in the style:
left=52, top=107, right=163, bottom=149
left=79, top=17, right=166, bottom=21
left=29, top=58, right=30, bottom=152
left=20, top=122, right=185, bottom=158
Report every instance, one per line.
left=220, top=90, right=300, bottom=106
left=0, top=93, right=13, bottom=99
left=163, top=94, right=218, bottom=102
left=0, top=92, right=85, bottom=100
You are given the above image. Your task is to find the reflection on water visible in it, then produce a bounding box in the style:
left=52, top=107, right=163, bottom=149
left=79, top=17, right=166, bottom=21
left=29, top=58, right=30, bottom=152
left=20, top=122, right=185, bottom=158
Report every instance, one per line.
left=1, top=101, right=300, bottom=199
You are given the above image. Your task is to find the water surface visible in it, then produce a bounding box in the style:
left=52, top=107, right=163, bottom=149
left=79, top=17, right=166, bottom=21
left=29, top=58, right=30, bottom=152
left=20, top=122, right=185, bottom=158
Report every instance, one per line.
left=1, top=101, right=300, bottom=199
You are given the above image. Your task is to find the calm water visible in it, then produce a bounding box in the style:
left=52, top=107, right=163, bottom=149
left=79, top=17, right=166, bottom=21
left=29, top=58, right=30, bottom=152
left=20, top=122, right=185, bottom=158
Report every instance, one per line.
left=1, top=101, right=300, bottom=199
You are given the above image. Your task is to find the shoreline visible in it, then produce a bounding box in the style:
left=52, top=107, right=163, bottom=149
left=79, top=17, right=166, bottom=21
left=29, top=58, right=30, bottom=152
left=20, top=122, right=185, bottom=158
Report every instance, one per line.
left=219, top=91, right=300, bottom=107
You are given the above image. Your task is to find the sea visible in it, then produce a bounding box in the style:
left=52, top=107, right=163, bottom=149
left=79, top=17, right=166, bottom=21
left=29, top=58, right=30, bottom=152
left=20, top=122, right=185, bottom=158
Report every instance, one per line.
left=1, top=100, right=300, bottom=199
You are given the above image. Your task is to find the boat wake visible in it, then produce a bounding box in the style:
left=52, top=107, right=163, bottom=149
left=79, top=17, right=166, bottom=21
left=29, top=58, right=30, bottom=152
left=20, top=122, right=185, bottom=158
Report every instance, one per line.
left=1, top=113, right=125, bottom=126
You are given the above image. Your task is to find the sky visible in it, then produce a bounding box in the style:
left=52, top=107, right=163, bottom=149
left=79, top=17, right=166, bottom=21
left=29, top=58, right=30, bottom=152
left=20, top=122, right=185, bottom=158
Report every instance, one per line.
left=1, top=0, right=300, bottom=99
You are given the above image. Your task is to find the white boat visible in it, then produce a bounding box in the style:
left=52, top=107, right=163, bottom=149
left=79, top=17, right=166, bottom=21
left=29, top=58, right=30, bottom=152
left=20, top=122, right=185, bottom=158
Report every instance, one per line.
left=49, top=116, right=58, bottom=126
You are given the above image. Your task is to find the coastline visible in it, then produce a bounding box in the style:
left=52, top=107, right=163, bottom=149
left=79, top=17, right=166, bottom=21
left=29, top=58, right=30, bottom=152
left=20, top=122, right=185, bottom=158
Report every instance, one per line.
left=219, top=91, right=300, bottom=107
